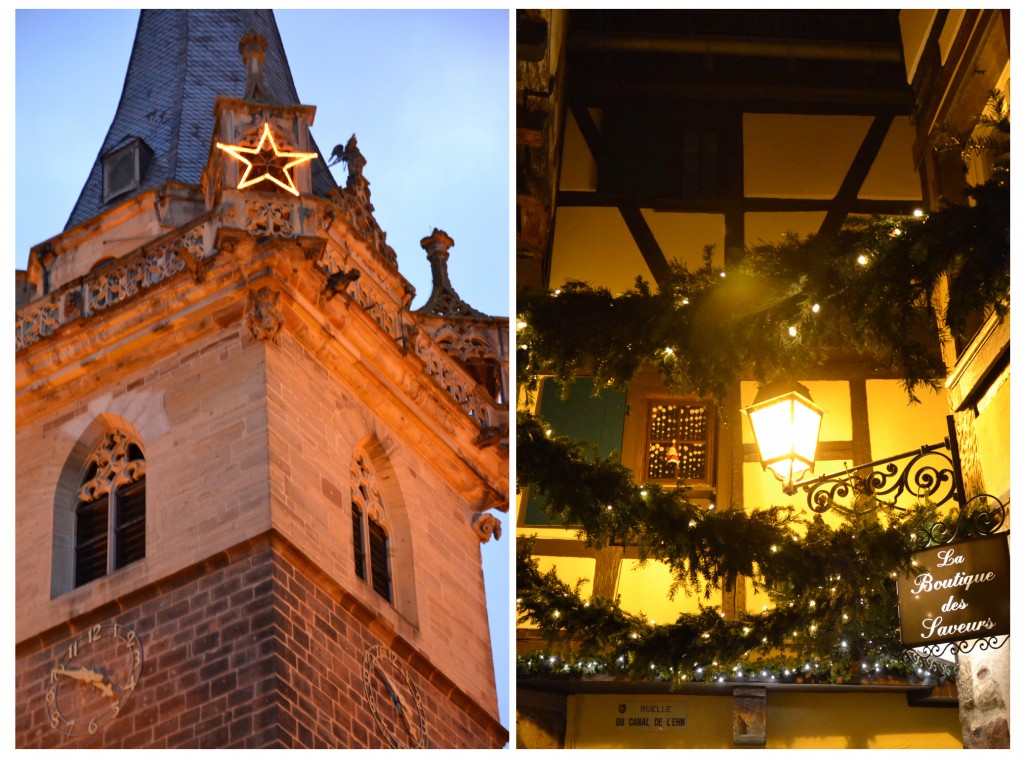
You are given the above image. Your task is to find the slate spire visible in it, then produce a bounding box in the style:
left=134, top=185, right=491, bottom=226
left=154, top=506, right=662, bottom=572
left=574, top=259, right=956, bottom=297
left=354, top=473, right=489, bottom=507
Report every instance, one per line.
left=65, top=9, right=336, bottom=231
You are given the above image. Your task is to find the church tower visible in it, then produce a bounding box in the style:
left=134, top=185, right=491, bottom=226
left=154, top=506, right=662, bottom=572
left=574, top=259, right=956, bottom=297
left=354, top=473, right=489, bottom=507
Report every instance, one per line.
left=15, top=10, right=508, bottom=748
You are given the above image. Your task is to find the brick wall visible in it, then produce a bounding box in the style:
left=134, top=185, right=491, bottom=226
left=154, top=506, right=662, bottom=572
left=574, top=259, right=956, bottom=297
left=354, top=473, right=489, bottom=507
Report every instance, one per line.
left=15, top=533, right=505, bottom=748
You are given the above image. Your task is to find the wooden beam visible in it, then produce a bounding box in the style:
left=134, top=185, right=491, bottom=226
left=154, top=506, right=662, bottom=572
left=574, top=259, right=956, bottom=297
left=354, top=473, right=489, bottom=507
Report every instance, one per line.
left=559, top=191, right=922, bottom=217
left=818, top=113, right=894, bottom=236
left=569, top=103, right=602, bottom=161
left=618, top=205, right=671, bottom=285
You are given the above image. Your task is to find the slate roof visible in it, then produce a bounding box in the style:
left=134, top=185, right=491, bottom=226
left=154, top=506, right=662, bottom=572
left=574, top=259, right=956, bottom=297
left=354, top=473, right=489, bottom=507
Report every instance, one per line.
left=66, top=9, right=337, bottom=231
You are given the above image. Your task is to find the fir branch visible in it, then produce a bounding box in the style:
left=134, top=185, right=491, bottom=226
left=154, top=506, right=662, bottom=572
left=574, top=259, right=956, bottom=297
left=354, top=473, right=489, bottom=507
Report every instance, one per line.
left=519, top=172, right=1008, bottom=403
left=518, top=421, right=945, bottom=686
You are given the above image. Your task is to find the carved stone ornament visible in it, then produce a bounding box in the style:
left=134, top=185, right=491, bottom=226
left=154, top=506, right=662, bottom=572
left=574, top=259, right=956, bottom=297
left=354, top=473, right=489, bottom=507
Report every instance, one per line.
left=16, top=230, right=192, bottom=352
left=239, top=30, right=269, bottom=102
left=416, top=229, right=485, bottom=318
left=78, top=431, right=146, bottom=503
left=351, top=453, right=387, bottom=525
left=247, top=199, right=295, bottom=237
left=470, top=512, right=502, bottom=544
left=245, top=286, right=284, bottom=342
left=325, top=135, right=398, bottom=268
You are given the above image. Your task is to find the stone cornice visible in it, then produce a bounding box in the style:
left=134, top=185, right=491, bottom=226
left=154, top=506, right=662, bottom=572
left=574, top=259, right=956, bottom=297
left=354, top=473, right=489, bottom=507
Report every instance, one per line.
left=16, top=210, right=508, bottom=506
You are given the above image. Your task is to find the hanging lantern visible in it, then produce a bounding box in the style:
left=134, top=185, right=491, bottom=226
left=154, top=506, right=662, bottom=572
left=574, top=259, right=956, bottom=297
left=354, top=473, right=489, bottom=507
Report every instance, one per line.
left=742, top=381, right=824, bottom=496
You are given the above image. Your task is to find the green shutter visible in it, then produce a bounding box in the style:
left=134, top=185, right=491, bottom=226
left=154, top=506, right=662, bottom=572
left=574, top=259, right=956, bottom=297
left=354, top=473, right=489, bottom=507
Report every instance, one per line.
left=523, top=377, right=627, bottom=526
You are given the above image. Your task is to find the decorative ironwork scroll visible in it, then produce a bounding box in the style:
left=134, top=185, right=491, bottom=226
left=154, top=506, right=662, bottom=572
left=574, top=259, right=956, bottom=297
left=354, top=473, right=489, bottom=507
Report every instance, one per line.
left=913, top=493, right=1006, bottom=547
left=802, top=440, right=957, bottom=515
left=901, top=635, right=1009, bottom=678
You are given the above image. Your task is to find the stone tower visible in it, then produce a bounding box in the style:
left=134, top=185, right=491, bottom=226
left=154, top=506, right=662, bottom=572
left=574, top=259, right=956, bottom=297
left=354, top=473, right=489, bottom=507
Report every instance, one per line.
left=15, top=10, right=508, bottom=748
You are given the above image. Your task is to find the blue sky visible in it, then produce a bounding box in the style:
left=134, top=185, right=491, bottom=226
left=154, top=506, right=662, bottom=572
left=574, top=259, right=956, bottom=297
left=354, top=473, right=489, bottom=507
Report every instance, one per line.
left=15, top=8, right=510, bottom=733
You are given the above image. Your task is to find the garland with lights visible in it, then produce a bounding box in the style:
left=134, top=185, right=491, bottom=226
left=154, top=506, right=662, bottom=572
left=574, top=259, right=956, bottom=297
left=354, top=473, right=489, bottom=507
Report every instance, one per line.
left=517, top=103, right=1007, bottom=687
left=517, top=413, right=954, bottom=686
left=518, top=155, right=1007, bottom=404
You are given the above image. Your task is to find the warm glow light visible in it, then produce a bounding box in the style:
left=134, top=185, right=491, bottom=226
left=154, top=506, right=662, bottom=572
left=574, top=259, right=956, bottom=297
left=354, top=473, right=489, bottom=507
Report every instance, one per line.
left=788, top=325, right=798, bottom=337
left=742, top=381, right=825, bottom=495
left=811, top=303, right=820, bottom=313
left=216, top=122, right=317, bottom=197
left=856, top=254, right=869, bottom=266
left=913, top=208, right=924, bottom=217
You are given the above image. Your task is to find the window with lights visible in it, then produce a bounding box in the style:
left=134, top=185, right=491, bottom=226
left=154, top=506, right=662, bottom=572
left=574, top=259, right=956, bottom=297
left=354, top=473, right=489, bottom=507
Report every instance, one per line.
left=643, top=399, right=715, bottom=486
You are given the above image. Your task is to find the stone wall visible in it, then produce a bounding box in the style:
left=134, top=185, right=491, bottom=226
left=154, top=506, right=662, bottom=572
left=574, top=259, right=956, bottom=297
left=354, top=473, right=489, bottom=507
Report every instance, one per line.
left=15, top=533, right=504, bottom=748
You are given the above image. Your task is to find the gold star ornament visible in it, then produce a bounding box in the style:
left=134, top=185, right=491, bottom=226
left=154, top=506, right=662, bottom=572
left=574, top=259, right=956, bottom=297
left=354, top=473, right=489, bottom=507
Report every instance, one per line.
left=216, top=122, right=317, bottom=196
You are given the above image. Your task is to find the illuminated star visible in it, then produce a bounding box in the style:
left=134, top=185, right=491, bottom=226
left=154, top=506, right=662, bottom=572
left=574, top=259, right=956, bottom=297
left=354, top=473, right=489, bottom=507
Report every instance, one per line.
left=216, top=122, right=317, bottom=196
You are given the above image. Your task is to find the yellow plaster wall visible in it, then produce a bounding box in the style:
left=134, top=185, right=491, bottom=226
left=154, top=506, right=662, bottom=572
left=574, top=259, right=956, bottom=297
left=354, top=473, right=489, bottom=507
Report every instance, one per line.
left=559, top=109, right=598, bottom=191
left=865, top=379, right=950, bottom=459
left=859, top=117, right=922, bottom=200
left=975, top=370, right=1010, bottom=500
left=617, top=558, right=709, bottom=623
left=565, top=691, right=961, bottom=748
left=899, top=9, right=939, bottom=83
left=743, top=115, right=870, bottom=198
left=535, top=556, right=595, bottom=602
left=549, top=206, right=652, bottom=293
left=641, top=211, right=725, bottom=270
left=766, top=691, right=961, bottom=748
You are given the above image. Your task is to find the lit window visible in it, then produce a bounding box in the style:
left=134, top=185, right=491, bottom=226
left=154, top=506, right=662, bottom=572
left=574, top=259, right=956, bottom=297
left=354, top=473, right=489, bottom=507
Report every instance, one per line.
left=351, top=453, right=392, bottom=603
left=644, top=399, right=715, bottom=485
left=74, top=431, right=146, bottom=587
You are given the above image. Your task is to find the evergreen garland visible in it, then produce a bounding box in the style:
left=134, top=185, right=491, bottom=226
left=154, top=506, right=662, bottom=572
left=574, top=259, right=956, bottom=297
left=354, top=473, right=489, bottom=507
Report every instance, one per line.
left=518, top=158, right=1008, bottom=403
left=517, top=415, right=950, bottom=685
left=516, top=101, right=1007, bottom=687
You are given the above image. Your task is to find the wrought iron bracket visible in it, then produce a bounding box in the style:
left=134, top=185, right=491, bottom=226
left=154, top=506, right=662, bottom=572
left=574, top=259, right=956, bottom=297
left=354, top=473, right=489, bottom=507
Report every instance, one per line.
left=798, top=416, right=1005, bottom=543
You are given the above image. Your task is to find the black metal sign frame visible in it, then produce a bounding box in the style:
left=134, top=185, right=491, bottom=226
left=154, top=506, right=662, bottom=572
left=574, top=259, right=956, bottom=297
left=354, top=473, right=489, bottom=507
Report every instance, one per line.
left=896, top=532, right=1010, bottom=650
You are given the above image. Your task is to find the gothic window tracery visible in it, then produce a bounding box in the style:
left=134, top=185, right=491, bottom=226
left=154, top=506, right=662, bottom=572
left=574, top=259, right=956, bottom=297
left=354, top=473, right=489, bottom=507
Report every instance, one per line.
left=351, top=451, right=392, bottom=603
left=73, top=431, right=147, bottom=587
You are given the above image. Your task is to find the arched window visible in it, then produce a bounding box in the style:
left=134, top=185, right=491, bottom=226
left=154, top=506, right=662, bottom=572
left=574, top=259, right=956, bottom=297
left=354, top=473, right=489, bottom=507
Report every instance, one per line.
left=73, top=431, right=146, bottom=587
left=350, top=451, right=392, bottom=603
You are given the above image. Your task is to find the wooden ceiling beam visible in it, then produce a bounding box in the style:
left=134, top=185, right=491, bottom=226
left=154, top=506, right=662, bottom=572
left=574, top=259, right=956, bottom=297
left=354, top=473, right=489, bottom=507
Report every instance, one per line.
left=568, top=81, right=913, bottom=116
left=560, top=191, right=921, bottom=217
left=818, top=112, right=895, bottom=236
left=618, top=205, right=671, bottom=285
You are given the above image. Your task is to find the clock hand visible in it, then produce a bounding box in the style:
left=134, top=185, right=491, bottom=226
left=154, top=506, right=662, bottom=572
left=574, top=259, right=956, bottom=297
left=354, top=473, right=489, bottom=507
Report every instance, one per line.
left=59, top=666, right=115, bottom=699
left=60, top=666, right=104, bottom=684
left=374, top=669, right=403, bottom=714
left=374, top=669, right=417, bottom=739
left=90, top=678, right=116, bottom=699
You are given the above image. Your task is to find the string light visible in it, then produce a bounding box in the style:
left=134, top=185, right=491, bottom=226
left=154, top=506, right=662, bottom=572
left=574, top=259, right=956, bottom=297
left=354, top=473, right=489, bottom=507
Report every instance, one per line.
left=215, top=121, right=317, bottom=196
left=857, top=254, right=869, bottom=266
left=812, top=303, right=821, bottom=313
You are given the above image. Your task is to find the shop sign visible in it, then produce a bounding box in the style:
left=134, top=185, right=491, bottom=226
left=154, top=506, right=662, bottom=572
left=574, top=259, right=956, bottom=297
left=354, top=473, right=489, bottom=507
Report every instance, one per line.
left=896, top=533, right=1010, bottom=648
left=611, top=701, right=686, bottom=732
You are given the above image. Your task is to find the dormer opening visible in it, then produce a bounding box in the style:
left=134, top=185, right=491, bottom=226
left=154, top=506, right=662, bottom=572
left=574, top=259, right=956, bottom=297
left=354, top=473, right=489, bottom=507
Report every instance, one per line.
left=102, top=137, right=154, bottom=203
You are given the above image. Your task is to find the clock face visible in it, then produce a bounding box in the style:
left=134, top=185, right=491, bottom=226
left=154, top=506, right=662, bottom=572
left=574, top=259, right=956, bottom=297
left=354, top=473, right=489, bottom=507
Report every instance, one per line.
left=45, top=622, right=143, bottom=737
left=362, top=645, right=427, bottom=749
